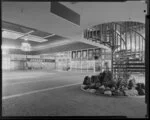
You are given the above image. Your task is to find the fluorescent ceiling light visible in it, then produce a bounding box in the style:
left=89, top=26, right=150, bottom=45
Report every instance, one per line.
left=2, top=29, right=48, bottom=42
left=22, top=35, right=48, bottom=42
left=17, top=30, right=35, bottom=39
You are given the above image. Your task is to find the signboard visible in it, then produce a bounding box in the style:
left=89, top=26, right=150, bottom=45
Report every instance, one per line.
left=51, top=2, right=80, bottom=26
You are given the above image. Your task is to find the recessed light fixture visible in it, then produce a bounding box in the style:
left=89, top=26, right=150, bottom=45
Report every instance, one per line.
left=24, top=37, right=28, bottom=41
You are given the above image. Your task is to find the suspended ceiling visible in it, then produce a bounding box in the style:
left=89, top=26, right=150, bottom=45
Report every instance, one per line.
left=2, top=1, right=146, bottom=54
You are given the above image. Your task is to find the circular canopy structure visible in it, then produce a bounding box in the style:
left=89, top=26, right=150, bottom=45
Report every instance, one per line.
left=83, top=21, right=145, bottom=78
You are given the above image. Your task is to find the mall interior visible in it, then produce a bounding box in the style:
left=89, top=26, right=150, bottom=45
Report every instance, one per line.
left=1, top=1, right=149, bottom=118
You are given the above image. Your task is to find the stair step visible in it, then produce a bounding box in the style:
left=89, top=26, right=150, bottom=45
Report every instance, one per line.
left=113, top=63, right=145, bottom=66
left=114, top=70, right=145, bottom=72
left=114, top=67, right=145, bottom=69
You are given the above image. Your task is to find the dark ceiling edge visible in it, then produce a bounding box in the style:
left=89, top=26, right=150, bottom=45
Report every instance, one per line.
left=2, top=20, right=37, bottom=31
left=30, top=47, right=99, bottom=55
left=2, top=20, right=54, bottom=36
left=2, top=20, right=69, bottom=40
left=30, top=42, right=99, bottom=55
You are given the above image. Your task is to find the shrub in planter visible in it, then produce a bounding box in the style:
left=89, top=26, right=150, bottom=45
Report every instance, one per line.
left=137, top=88, right=145, bottom=95
left=83, top=76, right=91, bottom=85
left=95, top=82, right=101, bottom=89
left=118, top=90, right=125, bottom=96
left=111, top=87, right=116, bottom=92
left=141, top=83, right=145, bottom=89
left=98, top=72, right=106, bottom=84
left=89, top=83, right=96, bottom=89
left=116, top=77, right=122, bottom=89
left=116, top=77, right=128, bottom=89
left=112, top=90, right=118, bottom=96
left=106, top=81, right=117, bottom=89
left=103, top=71, right=113, bottom=84
left=90, top=76, right=95, bottom=83
left=93, top=76, right=100, bottom=83
left=120, top=85, right=128, bottom=91
left=136, top=83, right=145, bottom=90
left=89, top=76, right=101, bottom=89
left=135, top=83, right=145, bottom=95
left=112, top=90, right=124, bottom=96
left=128, top=79, right=136, bottom=90
left=95, top=88, right=105, bottom=94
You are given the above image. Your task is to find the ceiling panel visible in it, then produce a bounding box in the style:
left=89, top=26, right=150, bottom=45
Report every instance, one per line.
left=30, top=30, right=53, bottom=38
left=2, top=21, right=55, bottom=39
left=2, top=21, right=33, bottom=33
left=2, top=30, right=24, bottom=39
left=2, top=38, right=21, bottom=47
left=2, top=21, right=69, bottom=49
left=22, top=35, right=48, bottom=43
left=46, top=35, right=68, bottom=43
left=2, top=38, right=44, bottom=48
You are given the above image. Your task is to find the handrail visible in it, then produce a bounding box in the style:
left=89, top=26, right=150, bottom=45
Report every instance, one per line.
left=115, top=23, right=145, bottom=40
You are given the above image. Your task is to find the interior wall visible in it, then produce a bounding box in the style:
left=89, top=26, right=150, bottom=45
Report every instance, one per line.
left=2, top=54, right=26, bottom=71
left=2, top=49, right=56, bottom=71
left=57, top=48, right=112, bottom=72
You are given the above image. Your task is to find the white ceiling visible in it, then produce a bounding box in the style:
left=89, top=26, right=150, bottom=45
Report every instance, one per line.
left=2, top=1, right=146, bottom=52
left=2, top=30, right=23, bottom=39
left=2, top=30, right=48, bottom=42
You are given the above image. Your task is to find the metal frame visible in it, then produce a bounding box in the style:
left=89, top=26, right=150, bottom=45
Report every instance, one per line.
left=83, top=21, right=145, bottom=79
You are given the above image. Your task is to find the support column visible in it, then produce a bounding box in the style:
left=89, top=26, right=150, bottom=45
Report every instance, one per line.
left=81, top=60, right=82, bottom=73
left=94, top=59, right=96, bottom=73
left=70, top=52, right=72, bottom=71
left=145, top=0, right=149, bottom=105
left=87, top=49, right=88, bottom=72
left=76, top=51, right=77, bottom=72
left=135, top=23, right=137, bottom=53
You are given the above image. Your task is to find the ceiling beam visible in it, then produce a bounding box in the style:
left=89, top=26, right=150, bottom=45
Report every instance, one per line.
left=2, top=28, right=48, bottom=42
left=43, top=34, right=55, bottom=39
left=2, top=28, right=24, bottom=36
left=16, top=30, right=35, bottom=40
left=75, top=38, right=110, bottom=50
left=31, top=40, right=76, bottom=51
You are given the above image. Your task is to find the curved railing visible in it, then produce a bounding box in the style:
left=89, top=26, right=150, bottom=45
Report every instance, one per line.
left=83, top=21, right=145, bottom=78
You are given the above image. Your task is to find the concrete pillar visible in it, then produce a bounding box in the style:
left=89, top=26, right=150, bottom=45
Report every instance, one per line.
left=94, top=60, right=96, bottom=73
